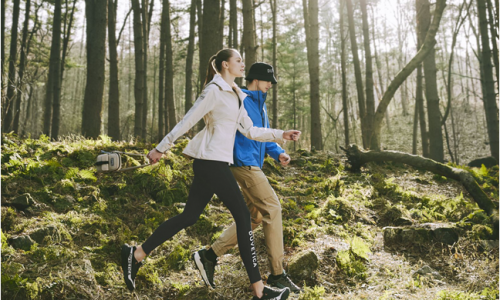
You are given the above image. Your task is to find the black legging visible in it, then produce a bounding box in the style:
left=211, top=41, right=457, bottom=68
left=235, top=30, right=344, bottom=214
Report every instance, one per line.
left=141, top=159, right=261, bottom=283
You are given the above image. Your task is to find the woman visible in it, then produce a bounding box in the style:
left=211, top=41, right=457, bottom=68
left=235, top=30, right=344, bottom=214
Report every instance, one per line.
left=121, top=48, right=300, bottom=300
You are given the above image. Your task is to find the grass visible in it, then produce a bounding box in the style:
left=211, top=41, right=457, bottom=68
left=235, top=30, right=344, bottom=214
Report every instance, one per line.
left=1, top=133, right=498, bottom=299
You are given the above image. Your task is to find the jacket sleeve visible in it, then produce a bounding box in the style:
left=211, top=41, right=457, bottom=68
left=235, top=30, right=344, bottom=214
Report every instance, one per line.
left=237, top=107, right=285, bottom=144
left=156, top=86, right=218, bottom=153
left=265, top=142, right=285, bottom=162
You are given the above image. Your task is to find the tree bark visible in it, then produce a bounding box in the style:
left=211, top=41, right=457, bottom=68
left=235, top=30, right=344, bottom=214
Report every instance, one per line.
left=131, top=0, right=144, bottom=139
left=270, top=0, right=278, bottom=128
left=185, top=0, right=196, bottom=114
left=164, top=0, right=176, bottom=132
left=60, top=0, right=77, bottom=82
left=157, top=0, right=167, bottom=141
left=13, top=0, right=31, bottom=134
left=340, top=0, right=349, bottom=147
left=1, top=0, right=5, bottom=93
left=345, top=0, right=367, bottom=148
left=418, top=0, right=444, bottom=162
left=360, top=0, right=375, bottom=146
left=81, top=0, right=107, bottom=138
left=416, top=64, right=429, bottom=156
left=198, top=0, right=221, bottom=90
left=218, top=0, right=225, bottom=49
left=108, top=0, right=120, bottom=140
left=369, top=0, right=446, bottom=151
left=229, top=0, right=237, bottom=48
left=302, top=0, right=322, bottom=150
left=242, top=0, right=257, bottom=70
left=3, top=0, right=21, bottom=133
left=341, top=144, right=497, bottom=217
left=477, top=0, right=500, bottom=161
left=141, top=0, right=150, bottom=139
left=486, top=0, right=499, bottom=82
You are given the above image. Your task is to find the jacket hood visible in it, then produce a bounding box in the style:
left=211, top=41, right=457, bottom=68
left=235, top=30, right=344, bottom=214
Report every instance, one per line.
left=241, top=89, right=267, bottom=104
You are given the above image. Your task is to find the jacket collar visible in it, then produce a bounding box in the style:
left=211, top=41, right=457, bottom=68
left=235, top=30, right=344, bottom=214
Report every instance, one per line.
left=211, top=74, right=248, bottom=102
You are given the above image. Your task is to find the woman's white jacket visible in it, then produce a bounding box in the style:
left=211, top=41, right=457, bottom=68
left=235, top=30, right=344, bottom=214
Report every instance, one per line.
left=156, top=74, right=284, bottom=164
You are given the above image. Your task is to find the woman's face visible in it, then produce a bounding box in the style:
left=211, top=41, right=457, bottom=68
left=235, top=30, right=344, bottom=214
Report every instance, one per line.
left=257, top=80, right=272, bottom=93
left=223, top=51, right=245, bottom=78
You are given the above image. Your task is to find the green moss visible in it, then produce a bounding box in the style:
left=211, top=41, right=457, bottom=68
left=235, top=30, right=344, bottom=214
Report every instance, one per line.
left=166, top=244, right=191, bottom=271
left=298, top=284, right=326, bottom=300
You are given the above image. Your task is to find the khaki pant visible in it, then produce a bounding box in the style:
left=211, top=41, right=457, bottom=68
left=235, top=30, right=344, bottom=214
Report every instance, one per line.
left=211, top=166, right=284, bottom=275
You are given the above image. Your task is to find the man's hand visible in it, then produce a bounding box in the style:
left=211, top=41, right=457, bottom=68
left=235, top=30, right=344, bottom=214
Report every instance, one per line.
left=279, top=153, right=291, bottom=166
left=147, top=148, right=164, bottom=164
left=283, top=130, right=301, bottom=141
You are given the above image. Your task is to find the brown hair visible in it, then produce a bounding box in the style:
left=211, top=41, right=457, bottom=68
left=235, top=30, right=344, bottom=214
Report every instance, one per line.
left=204, top=48, right=239, bottom=87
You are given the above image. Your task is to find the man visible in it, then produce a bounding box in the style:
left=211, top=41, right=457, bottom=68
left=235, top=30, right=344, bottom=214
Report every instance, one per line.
left=192, top=62, right=301, bottom=293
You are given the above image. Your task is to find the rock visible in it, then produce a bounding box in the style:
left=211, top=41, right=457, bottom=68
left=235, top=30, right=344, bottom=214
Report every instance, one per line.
left=468, top=156, right=498, bottom=168
left=9, top=235, right=35, bottom=251
left=10, top=193, right=36, bottom=211
left=287, top=250, right=319, bottom=281
left=384, top=223, right=462, bottom=250
left=394, top=217, right=413, bottom=226
left=30, top=225, right=59, bottom=244
left=412, top=265, right=443, bottom=281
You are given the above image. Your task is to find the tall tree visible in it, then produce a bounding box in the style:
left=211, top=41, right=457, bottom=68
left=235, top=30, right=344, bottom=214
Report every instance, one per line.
left=198, top=0, right=221, bottom=90
left=345, top=0, right=367, bottom=148
left=185, top=0, right=196, bottom=114
left=360, top=0, right=375, bottom=147
left=108, top=0, right=120, bottom=140
left=302, top=0, right=322, bottom=150
left=131, top=0, right=145, bottom=138
left=141, top=0, right=150, bottom=138
left=477, top=0, right=499, bottom=161
left=60, top=0, right=77, bottom=81
left=369, top=0, right=446, bottom=150
left=270, top=0, right=278, bottom=128
left=164, top=0, right=176, bottom=132
left=340, top=0, right=349, bottom=147
left=3, top=0, right=21, bottom=133
left=218, top=0, right=225, bottom=49
left=417, top=0, right=444, bottom=162
left=158, top=0, right=167, bottom=140
left=229, top=0, right=237, bottom=48
left=81, top=0, right=107, bottom=138
left=242, top=0, right=257, bottom=70
left=486, top=0, right=499, bottom=82
left=1, top=0, right=6, bottom=102
left=13, top=0, right=31, bottom=134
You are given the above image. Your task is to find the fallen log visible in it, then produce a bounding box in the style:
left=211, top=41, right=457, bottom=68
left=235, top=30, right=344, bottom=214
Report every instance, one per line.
left=340, top=144, right=497, bottom=217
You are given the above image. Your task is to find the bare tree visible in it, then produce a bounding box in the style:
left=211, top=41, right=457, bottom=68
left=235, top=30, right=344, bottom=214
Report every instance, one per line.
left=108, top=0, right=120, bottom=140
left=242, top=0, right=257, bottom=69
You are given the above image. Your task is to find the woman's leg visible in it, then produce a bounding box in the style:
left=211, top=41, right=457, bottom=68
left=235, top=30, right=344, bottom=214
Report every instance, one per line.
left=193, top=160, right=262, bottom=284
left=140, top=159, right=215, bottom=256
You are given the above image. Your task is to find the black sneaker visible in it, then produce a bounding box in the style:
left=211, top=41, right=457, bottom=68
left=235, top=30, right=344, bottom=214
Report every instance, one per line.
left=267, top=271, right=302, bottom=294
left=192, top=249, right=216, bottom=288
left=252, top=286, right=290, bottom=300
left=121, top=244, right=143, bottom=291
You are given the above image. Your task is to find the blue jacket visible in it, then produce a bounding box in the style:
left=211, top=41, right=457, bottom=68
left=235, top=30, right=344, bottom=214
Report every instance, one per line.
left=232, top=89, right=285, bottom=168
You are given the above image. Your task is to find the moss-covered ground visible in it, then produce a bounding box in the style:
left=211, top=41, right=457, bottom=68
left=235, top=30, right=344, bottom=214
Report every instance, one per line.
left=1, top=134, right=498, bottom=299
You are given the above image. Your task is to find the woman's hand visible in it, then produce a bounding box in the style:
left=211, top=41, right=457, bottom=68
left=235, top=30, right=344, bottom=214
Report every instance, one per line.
left=147, top=148, right=164, bottom=164
left=283, top=130, right=301, bottom=141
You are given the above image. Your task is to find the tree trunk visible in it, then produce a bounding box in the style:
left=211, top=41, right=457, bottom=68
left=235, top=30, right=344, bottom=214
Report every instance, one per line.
left=141, top=0, right=149, bottom=139
left=157, top=0, right=167, bottom=141
left=3, top=0, right=21, bottom=133
left=13, top=0, right=31, bottom=134
left=229, top=0, right=237, bottom=48
left=185, top=0, right=196, bottom=114
left=108, top=0, right=120, bottom=140
left=302, top=0, right=322, bottom=150
left=486, top=0, right=499, bottom=82
left=345, top=0, right=367, bottom=148
left=50, top=0, right=64, bottom=139
left=340, top=0, right=349, bottom=147
left=270, top=0, right=278, bottom=128
left=199, top=0, right=221, bottom=90
left=164, top=0, right=176, bottom=132
left=81, top=0, right=107, bottom=138
left=341, top=144, right=497, bottom=218
left=477, top=0, right=500, bottom=161
left=360, top=0, right=375, bottom=146
left=131, top=0, right=144, bottom=139
left=242, top=0, right=257, bottom=70
left=1, top=0, right=5, bottom=93
left=416, top=64, right=429, bottom=156
left=60, top=0, right=77, bottom=82
left=369, top=0, right=446, bottom=151
left=218, top=0, right=225, bottom=49
left=417, top=0, right=444, bottom=162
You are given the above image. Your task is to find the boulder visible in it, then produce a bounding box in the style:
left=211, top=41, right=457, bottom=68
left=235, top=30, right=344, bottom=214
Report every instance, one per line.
left=468, top=156, right=498, bottom=168
left=30, top=225, right=59, bottom=244
left=9, top=235, right=35, bottom=251
left=10, top=193, right=36, bottom=211
left=384, top=223, right=462, bottom=250
left=287, top=250, right=319, bottom=281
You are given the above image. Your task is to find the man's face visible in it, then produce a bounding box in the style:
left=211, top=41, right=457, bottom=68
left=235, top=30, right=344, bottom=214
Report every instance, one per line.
left=257, top=80, right=272, bottom=93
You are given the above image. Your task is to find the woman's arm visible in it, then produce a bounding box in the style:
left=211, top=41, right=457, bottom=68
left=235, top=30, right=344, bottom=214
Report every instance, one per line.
left=237, top=107, right=300, bottom=143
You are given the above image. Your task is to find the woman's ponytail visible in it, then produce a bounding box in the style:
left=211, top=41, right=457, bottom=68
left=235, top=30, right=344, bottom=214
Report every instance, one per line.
left=204, top=55, right=218, bottom=87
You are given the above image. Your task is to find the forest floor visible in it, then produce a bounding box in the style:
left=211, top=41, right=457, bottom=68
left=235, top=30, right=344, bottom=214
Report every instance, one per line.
left=1, top=134, right=498, bottom=300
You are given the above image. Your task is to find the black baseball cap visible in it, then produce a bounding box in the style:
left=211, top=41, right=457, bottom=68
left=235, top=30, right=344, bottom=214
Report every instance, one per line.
left=245, top=62, right=278, bottom=84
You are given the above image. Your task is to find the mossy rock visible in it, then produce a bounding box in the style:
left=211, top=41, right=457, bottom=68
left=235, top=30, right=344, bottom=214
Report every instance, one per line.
left=9, top=193, right=36, bottom=211
left=287, top=250, right=319, bottom=281
left=384, top=223, right=462, bottom=250
left=9, top=235, right=35, bottom=251
left=30, top=225, right=63, bottom=244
